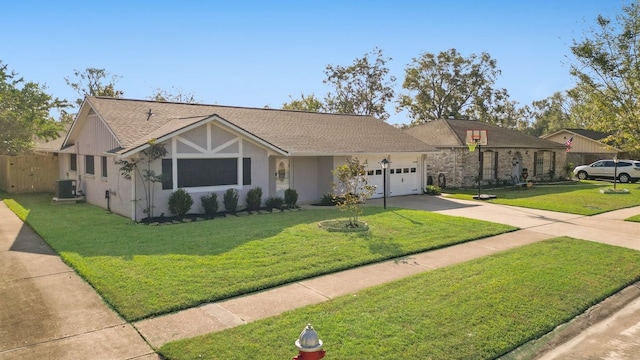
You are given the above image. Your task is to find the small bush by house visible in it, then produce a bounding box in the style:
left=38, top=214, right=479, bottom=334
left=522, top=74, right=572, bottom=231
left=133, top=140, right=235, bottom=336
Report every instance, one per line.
left=223, top=188, right=239, bottom=215
left=168, top=189, right=194, bottom=218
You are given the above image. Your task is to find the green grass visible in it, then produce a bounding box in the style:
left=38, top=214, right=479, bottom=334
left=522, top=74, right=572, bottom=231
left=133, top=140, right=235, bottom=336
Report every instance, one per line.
left=2, top=193, right=515, bottom=321
left=159, top=238, right=640, bottom=360
left=447, top=181, right=640, bottom=215
left=628, top=215, right=640, bottom=222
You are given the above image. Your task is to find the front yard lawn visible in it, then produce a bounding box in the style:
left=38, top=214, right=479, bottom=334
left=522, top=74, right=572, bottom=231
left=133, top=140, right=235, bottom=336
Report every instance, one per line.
left=3, top=193, right=515, bottom=321
left=159, top=238, right=640, bottom=360
left=446, top=181, right=640, bottom=215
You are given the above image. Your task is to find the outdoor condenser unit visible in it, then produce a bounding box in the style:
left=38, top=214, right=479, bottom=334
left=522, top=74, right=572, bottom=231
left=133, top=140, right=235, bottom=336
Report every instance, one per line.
left=56, top=179, right=76, bottom=199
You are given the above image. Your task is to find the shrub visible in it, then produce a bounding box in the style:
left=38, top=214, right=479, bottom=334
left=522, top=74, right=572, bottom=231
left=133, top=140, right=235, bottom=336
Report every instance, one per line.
left=284, top=188, right=298, bottom=209
left=245, top=187, right=263, bottom=213
left=223, top=188, right=239, bottom=215
left=200, top=193, right=218, bottom=217
left=318, top=193, right=337, bottom=206
left=168, top=189, right=193, bottom=218
left=425, top=185, right=442, bottom=195
left=265, top=196, right=285, bottom=212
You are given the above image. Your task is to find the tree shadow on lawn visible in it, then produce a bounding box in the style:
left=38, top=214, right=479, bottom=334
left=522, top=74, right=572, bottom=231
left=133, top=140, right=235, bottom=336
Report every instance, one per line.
left=8, top=193, right=391, bottom=258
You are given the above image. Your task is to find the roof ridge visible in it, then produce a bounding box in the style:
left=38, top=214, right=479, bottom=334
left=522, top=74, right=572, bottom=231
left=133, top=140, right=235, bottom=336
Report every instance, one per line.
left=90, top=96, right=374, bottom=118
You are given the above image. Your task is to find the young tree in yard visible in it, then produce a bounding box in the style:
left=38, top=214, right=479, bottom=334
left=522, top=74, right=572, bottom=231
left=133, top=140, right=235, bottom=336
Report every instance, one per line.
left=397, top=48, right=504, bottom=124
left=331, top=158, right=376, bottom=227
left=65, top=68, right=124, bottom=107
left=0, top=61, right=69, bottom=155
left=115, top=140, right=168, bottom=220
left=568, top=2, right=640, bottom=152
left=323, top=48, right=396, bottom=121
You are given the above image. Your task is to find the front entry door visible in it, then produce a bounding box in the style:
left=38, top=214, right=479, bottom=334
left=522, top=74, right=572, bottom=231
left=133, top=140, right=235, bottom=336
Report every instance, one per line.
left=275, top=158, right=290, bottom=197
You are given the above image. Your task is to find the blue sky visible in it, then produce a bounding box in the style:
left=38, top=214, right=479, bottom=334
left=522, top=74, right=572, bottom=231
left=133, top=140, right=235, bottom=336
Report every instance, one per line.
left=1, top=0, right=627, bottom=125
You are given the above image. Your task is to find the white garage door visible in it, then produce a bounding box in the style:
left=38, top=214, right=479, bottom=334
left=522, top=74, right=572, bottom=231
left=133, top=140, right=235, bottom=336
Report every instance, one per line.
left=388, top=156, right=420, bottom=196
left=360, top=156, right=421, bottom=198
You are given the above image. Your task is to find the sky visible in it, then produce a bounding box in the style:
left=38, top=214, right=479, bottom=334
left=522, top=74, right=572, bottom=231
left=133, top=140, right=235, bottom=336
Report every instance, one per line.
left=0, top=0, right=628, bottom=125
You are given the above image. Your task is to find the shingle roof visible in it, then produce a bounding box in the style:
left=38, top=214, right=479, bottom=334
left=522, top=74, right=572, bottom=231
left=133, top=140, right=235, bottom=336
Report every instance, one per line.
left=82, top=97, right=433, bottom=156
left=562, top=129, right=610, bottom=141
left=405, top=119, right=566, bottom=149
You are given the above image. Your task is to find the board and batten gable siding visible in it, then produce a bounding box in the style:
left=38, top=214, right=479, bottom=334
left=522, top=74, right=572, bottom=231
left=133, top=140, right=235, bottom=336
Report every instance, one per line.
left=56, top=112, right=121, bottom=210
left=545, top=132, right=617, bottom=154
left=78, top=113, right=120, bottom=157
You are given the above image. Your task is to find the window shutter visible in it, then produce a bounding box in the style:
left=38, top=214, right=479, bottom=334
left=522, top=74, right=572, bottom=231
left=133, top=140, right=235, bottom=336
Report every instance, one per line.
left=494, top=152, right=499, bottom=180
left=533, top=151, right=538, bottom=176
left=551, top=151, right=556, bottom=173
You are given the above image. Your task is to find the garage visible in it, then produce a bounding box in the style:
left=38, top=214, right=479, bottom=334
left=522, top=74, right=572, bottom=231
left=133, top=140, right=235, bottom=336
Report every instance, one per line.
left=361, top=155, right=422, bottom=199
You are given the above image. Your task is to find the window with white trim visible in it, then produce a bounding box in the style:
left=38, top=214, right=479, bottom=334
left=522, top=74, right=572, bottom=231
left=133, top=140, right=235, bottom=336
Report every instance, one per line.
left=85, top=155, right=94, bottom=175
left=162, top=158, right=251, bottom=189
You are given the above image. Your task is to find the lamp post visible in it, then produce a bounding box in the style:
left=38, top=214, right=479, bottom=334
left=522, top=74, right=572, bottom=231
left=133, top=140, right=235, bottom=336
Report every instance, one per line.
left=614, top=155, right=619, bottom=190
left=380, top=158, right=389, bottom=209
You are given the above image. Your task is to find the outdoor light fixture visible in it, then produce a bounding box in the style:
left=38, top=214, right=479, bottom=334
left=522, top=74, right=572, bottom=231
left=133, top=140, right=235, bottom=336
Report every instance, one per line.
left=380, top=158, right=389, bottom=209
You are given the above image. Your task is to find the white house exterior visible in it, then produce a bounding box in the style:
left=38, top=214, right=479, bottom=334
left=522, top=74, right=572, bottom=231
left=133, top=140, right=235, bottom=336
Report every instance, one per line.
left=58, top=97, right=433, bottom=221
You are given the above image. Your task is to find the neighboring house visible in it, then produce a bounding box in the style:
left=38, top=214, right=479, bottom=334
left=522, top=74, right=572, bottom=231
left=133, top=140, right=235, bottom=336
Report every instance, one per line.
left=404, top=119, right=567, bottom=188
left=541, top=129, right=623, bottom=166
left=58, top=96, right=433, bottom=221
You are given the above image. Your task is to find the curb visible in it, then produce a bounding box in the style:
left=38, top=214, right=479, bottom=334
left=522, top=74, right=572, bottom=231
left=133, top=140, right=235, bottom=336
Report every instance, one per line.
left=500, top=281, right=640, bottom=359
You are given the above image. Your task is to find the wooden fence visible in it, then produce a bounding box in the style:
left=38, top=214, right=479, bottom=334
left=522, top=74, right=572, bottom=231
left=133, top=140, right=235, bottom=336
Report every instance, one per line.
left=0, top=153, right=59, bottom=193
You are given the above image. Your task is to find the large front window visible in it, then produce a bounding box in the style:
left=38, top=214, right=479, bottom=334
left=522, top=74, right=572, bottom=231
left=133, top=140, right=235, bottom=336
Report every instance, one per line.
left=162, top=158, right=251, bottom=189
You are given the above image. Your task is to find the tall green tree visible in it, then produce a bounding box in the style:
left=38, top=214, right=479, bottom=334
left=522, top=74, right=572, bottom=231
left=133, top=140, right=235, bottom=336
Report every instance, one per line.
left=323, top=48, right=396, bottom=121
left=397, top=49, right=504, bottom=124
left=282, top=93, right=324, bottom=112
left=0, top=61, right=69, bottom=155
left=523, top=92, right=577, bottom=136
left=65, top=68, right=124, bottom=107
left=568, top=1, right=640, bottom=152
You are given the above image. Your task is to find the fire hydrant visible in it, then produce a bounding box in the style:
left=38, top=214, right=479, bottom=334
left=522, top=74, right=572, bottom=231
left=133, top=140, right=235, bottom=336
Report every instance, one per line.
left=292, top=323, right=326, bottom=360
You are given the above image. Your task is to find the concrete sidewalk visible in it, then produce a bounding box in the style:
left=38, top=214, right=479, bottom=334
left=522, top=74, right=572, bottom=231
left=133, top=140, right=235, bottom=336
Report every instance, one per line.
left=2, top=195, right=639, bottom=359
left=0, top=202, right=158, bottom=360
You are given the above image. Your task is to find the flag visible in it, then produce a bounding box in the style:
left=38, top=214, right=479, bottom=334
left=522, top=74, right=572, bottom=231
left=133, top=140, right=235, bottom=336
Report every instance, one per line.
left=564, top=136, right=573, bottom=151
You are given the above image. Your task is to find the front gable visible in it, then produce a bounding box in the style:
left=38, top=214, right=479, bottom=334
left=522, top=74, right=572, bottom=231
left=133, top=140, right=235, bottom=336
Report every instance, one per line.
left=541, top=129, right=621, bottom=154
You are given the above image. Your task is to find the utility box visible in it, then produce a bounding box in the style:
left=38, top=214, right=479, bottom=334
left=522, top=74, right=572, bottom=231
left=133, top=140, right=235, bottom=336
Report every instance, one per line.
left=56, top=179, right=76, bottom=199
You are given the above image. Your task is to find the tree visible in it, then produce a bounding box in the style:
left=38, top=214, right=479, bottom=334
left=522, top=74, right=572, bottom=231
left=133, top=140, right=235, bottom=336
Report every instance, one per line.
left=115, top=140, right=168, bottom=220
left=323, top=48, right=396, bottom=121
left=522, top=92, right=577, bottom=136
left=568, top=2, right=640, bottom=152
left=149, top=87, right=198, bottom=103
left=282, top=93, right=324, bottom=112
left=331, top=158, right=376, bottom=227
left=0, top=61, right=69, bottom=155
left=65, top=68, right=124, bottom=107
left=397, top=48, right=504, bottom=124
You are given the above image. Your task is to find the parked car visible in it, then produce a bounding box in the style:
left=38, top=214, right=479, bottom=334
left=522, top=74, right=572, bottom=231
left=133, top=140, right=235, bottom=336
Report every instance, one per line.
left=573, top=159, right=640, bottom=183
